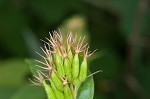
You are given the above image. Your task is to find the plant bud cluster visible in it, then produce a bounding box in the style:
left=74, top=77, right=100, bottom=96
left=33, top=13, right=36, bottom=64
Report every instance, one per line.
left=29, top=30, right=95, bottom=99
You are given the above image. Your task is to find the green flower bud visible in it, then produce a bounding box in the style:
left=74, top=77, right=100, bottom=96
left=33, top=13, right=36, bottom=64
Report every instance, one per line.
left=43, top=81, right=56, bottom=99
left=64, top=58, right=72, bottom=81
left=79, top=57, right=87, bottom=82
left=72, top=53, right=79, bottom=78
left=54, top=53, right=65, bottom=77
left=72, top=78, right=80, bottom=86
left=64, top=84, right=74, bottom=99
left=51, top=70, right=63, bottom=91
left=50, top=79, right=65, bottom=99
left=68, top=49, right=73, bottom=63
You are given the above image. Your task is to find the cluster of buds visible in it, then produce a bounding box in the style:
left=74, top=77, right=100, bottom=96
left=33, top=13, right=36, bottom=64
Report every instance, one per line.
left=29, top=30, right=96, bottom=99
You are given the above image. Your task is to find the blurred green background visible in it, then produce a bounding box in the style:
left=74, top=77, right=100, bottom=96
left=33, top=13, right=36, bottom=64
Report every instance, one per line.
left=0, top=0, right=150, bottom=99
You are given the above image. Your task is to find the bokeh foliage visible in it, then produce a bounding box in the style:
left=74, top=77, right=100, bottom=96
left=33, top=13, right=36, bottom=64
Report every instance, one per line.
left=0, top=0, right=150, bottom=99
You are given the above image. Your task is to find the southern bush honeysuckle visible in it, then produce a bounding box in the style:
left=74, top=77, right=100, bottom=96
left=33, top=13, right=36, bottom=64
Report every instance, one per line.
left=29, top=30, right=97, bottom=99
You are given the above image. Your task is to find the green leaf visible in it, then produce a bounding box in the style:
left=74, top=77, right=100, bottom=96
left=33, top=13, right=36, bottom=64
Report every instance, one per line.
left=77, top=76, right=94, bottom=99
